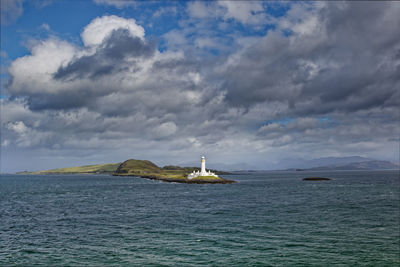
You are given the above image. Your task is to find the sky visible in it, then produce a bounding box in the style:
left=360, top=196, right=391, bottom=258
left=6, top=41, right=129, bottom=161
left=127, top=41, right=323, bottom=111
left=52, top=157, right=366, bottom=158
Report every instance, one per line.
left=1, top=0, right=399, bottom=172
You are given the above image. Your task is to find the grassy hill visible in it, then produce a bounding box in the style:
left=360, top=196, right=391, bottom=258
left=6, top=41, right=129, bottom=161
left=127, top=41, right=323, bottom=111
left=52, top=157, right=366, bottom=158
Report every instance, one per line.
left=18, top=163, right=120, bottom=175
left=115, top=159, right=190, bottom=179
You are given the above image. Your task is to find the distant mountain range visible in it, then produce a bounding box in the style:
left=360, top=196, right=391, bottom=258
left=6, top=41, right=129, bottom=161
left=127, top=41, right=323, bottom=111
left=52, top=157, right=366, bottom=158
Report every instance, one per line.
left=287, top=160, right=399, bottom=171
left=214, top=156, right=398, bottom=171
left=280, top=156, right=375, bottom=170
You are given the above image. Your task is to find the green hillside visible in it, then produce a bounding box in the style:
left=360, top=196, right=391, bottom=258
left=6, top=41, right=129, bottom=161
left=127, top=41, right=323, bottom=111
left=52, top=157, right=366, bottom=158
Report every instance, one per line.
left=114, top=159, right=188, bottom=179
left=18, top=163, right=120, bottom=175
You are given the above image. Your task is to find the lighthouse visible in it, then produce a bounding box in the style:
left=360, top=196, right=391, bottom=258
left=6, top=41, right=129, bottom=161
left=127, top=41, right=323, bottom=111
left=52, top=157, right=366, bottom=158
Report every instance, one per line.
left=187, top=156, right=219, bottom=179
left=200, top=156, right=206, bottom=175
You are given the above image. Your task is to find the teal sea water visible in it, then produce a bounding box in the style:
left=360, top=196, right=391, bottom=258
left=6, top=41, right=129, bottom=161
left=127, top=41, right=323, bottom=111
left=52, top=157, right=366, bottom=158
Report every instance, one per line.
left=1, top=171, right=399, bottom=266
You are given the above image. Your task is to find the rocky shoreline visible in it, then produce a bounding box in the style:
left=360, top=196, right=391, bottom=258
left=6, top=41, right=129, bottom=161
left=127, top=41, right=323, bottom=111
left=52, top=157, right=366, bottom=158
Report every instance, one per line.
left=113, top=173, right=237, bottom=184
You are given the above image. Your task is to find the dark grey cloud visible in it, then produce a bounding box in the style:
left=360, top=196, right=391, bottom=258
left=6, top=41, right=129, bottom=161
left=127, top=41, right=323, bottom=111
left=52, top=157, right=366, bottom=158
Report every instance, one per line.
left=21, top=88, right=96, bottom=110
left=102, top=29, right=155, bottom=59
left=221, top=2, right=400, bottom=117
left=54, top=55, right=114, bottom=80
left=54, top=29, right=156, bottom=80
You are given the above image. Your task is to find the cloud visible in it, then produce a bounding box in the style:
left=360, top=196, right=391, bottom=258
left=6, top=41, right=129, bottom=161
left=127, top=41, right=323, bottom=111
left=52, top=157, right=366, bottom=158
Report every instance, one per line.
left=218, top=1, right=265, bottom=24
left=1, top=0, right=24, bottom=25
left=220, top=2, right=400, bottom=117
left=4, top=15, right=216, bottom=146
left=152, top=122, right=177, bottom=139
left=6, top=16, right=157, bottom=111
left=153, top=6, right=177, bottom=18
left=0, top=0, right=54, bottom=25
left=187, top=1, right=266, bottom=25
left=93, top=0, right=136, bottom=8
left=8, top=38, right=77, bottom=95
left=81, top=15, right=145, bottom=47
left=54, top=28, right=156, bottom=81
left=40, top=23, right=51, bottom=31
left=162, top=30, right=188, bottom=51
left=187, top=1, right=215, bottom=19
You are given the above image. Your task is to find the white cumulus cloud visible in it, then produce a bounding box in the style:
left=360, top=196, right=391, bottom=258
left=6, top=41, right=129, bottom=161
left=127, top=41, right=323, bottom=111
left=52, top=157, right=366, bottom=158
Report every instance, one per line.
left=81, top=15, right=145, bottom=47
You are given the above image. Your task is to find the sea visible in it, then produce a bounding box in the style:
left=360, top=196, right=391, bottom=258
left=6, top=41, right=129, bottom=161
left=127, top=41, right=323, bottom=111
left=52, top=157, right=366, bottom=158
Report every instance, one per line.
left=0, top=170, right=399, bottom=266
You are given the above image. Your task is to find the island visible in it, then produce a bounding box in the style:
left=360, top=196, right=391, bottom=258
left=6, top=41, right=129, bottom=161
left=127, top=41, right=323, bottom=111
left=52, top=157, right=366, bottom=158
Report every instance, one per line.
left=17, top=157, right=236, bottom=184
left=114, top=157, right=236, bottom=184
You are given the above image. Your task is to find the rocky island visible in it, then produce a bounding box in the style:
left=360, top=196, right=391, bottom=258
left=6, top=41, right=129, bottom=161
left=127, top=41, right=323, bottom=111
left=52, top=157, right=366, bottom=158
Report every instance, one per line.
left=114, top=158, right=236, bottom=184
left=18, top=157, right=236, bottom=184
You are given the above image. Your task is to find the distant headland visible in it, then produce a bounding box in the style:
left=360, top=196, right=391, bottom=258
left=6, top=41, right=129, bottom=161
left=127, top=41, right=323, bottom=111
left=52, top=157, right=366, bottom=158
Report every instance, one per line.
left=17, top=157, right=236, bottom=184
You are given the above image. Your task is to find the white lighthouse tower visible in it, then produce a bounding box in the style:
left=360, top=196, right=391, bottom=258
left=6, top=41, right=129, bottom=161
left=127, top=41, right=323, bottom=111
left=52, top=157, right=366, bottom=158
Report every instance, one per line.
left=200, top=156, right=206, bottom=176
left=187, top=156, right=219, bottom=179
